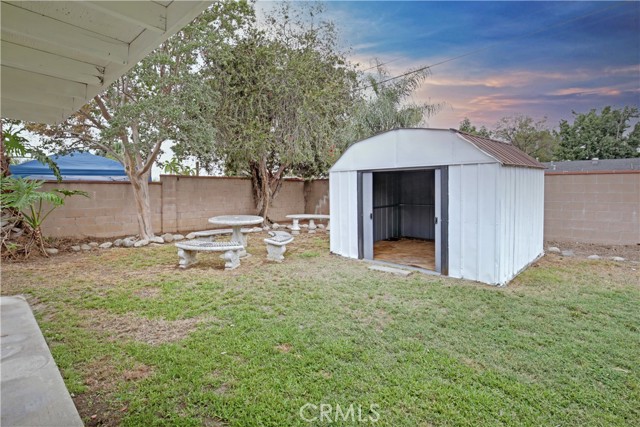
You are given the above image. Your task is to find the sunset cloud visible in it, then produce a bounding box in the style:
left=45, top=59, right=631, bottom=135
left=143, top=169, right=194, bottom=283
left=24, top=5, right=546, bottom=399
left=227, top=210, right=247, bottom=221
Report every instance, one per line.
left=323, top=1, right=640, bottom=129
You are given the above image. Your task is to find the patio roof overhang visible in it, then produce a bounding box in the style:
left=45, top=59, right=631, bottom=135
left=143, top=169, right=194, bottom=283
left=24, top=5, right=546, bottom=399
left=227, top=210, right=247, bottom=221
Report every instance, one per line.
left=0, top=0, right=212, bottom=124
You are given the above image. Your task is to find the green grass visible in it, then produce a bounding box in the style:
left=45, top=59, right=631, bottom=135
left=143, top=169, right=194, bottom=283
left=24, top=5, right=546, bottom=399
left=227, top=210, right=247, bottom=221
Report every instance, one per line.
left=2, top=233, right=639, bottom=426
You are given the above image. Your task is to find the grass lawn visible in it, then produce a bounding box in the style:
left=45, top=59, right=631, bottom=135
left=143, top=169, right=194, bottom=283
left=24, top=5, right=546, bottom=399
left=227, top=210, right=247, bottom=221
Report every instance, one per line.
left=2, top=233, right=639, bottom=426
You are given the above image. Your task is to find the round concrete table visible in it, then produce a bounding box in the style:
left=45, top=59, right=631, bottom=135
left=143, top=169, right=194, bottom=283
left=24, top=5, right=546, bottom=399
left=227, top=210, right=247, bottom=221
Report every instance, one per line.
left=208, top=215, right=263, bottom=257
left=285, top=214, right=330, bottom=234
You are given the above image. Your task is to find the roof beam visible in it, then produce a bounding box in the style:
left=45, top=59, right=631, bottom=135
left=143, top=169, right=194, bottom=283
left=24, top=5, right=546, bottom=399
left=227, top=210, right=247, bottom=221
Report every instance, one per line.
left=1, top=83, right=82, bottom=111
left=84, top=1, right=167, bottom=34
left=1, top=41, right=104, bottom=85
left=1, top=3, right=130, bottom=64
left=1, top=99, right=71, bottom=124
left=1, top=66, right=87, bottom=99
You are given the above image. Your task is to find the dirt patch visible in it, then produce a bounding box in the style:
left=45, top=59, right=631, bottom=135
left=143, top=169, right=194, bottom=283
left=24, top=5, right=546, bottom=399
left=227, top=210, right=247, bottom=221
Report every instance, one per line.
left=275, top=343, right=293, bottom=353
left=74, top=356, right=153, bottom=427
left=83, top=310, right=215, bottom=345
left=546, top=240, right=639, bottom=262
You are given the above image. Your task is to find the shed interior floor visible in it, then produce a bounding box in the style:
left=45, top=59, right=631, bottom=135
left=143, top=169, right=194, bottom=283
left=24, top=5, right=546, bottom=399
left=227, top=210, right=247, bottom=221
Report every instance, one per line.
left=373, top=238, right=435, bottom=271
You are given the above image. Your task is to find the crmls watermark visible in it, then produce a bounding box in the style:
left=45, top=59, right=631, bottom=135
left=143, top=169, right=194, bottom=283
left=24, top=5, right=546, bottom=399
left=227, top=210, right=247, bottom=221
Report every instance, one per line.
left=299, top=403, right=380, bottom=423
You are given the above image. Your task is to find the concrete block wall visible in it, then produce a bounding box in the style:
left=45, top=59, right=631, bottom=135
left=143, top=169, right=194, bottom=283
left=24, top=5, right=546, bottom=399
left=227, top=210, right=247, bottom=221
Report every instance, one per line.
left=39, top=176, right=318, bottom=238
left=36, top=172, right=639, bottom=245
left=304, top=179, right=329, bottom=215
left=544, top=172, right=640, bottom=245
left=40, top=181, right=162, bottom=238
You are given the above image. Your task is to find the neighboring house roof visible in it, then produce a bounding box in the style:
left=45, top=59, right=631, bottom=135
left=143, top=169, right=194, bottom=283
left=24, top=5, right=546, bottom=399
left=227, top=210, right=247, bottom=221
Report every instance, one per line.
left=9, top=152, right=128, bottom=181
left=0, top=0, right=212, bottom=124
left=543, top=158, right=640, bottom=172
left=452, top=129, right=546, bottom=169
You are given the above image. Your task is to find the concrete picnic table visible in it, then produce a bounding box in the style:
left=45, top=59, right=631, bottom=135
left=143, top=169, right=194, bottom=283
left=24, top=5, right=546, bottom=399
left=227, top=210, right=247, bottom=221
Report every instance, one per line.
left=208, top=215, right=263, bottom=257
left=285, top=214, right=330, bottom=235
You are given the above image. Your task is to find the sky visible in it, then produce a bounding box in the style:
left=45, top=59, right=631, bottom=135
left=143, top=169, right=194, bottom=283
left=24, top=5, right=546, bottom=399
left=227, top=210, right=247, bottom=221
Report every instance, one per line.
left=294, top=0, right=640, bottom=129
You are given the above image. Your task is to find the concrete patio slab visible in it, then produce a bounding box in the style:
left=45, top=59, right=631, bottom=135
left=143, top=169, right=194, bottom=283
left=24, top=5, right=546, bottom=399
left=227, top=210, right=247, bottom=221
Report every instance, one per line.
left=1, top=296, right=83, bottom=426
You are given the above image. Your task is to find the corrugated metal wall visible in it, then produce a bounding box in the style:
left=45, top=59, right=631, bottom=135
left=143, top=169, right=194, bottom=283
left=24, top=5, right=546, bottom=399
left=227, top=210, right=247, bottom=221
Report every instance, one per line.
left=373, top=172, right=401, bottom=241
left=448, top=163, right=500, bottom=284
left=400, top=170, right=435, bottom=240
left=373, top=170, right=435, bottom=241
left=329, top=171, right=359, bottom=258
left=497, top=166, right=544, bottom=284
left=448, top=164, right=544, bottom=285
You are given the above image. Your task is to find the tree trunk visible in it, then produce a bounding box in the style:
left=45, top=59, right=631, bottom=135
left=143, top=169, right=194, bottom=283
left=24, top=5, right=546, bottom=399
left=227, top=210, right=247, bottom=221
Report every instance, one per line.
left=129, top=170, right=155, bottom=240
left=249, top=158, right=287, bottom=225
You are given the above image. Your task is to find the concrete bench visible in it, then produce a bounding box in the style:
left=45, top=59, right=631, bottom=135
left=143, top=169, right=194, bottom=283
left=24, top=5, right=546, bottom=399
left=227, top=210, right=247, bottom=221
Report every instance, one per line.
left=285, top=214, right=330, bottom=234
left=264, top=231, right=294, bottom=262
left=187, top=228, right=257, bottom=245
left=175, top=240, right=243, bottom=270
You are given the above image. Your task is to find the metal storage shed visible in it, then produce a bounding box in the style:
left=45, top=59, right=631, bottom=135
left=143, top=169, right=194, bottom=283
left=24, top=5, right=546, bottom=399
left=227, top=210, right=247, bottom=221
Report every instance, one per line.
left=329, top=128, right=545, bottom=286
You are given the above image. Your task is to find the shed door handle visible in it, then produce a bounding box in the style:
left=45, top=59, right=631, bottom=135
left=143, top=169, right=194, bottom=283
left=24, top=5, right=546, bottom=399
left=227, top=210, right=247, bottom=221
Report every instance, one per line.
left=435, top=217, right=438, bottom=224
left=369, top=213, right=373, bottom=220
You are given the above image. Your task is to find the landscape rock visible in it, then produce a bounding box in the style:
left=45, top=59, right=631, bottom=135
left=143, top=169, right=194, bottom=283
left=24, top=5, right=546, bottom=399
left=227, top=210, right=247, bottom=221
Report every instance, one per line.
left=45, top=248, right=59, bottom=255
left=80, top=244, right=92, bottom=251
left=587, top=255, right=601, bottom=260
left=186, top=232, right=196, bottom=239
left=134, top=239, right=149, bottom=248
left=561, top=250, right=575, bottom=257
left=88, top=242, right=99, bottom=248
left=172, top=234, right=185, bottom=241
left=272, top=223, right=280, bottom=229
left=99, top=242, right=113, bottom=249
left=262, top=226, right=271, bottom=231
left=301, top=224, right=308, bottom=228
left=113, top=239, right=123, bottom=247
left=611, top=256, right=625, bottom=262
left=547, top=247, right=561, bottom=253
left=161, top=233, right=174, bottom=243
left=71, top=245, right=81, bottom=252
left=150, top=236, right=164, bottom=244
left=122, top=238, right=134, bottom=248
left=317, top=224, right=325, bottom=229
left=252, top=227, right=263, bottom=232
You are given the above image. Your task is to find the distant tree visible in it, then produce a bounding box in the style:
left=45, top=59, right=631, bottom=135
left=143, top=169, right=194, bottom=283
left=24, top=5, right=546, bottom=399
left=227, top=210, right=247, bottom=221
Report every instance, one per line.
left=493, top=115, right=558, bottom=161
left=347, top=63, right=441, bottom=143
left=555, top=106, right=640, bottom=160
left=200, top=3, right=357, bottom=222
left=458, top=117, right=492, bottom=138
left=1, top=120, right=61, bottom=180
left=25, top=1, right=253, bottom=239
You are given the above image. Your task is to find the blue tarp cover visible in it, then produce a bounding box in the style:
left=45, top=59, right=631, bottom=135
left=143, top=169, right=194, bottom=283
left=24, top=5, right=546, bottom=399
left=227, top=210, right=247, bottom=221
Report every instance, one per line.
left=9, top=152, right=128, bottom=181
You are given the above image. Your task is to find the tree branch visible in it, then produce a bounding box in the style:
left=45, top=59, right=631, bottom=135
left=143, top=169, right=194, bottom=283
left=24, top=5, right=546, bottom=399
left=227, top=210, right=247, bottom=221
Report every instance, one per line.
left=94, top=95, right=112, bottom=121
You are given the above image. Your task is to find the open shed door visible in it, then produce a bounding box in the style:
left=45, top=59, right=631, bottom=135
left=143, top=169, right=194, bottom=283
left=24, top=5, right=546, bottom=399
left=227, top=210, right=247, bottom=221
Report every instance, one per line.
left=362, top=172, right=374, bottom=259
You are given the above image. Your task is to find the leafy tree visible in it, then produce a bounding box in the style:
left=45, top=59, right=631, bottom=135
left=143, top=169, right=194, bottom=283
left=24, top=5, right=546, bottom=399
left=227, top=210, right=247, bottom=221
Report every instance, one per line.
left=555, top=106, right=640, bottom=160
left=199, top=3, right=357, bottom=222
left=0, top=176, right=87, bottom=258
left=493, top=115, right=558, bottom=161
left=25, top=1, right=253, bottom=239
left=1, top=120, right=61, bottom=180
left=347, top=63, right=441, bottom=143
left=458, top=117, right=492, bottom=138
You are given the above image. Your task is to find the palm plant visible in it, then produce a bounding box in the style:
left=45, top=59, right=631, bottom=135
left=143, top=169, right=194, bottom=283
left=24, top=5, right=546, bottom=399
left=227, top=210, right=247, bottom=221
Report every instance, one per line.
left=0, top=176, right=88, bottom=257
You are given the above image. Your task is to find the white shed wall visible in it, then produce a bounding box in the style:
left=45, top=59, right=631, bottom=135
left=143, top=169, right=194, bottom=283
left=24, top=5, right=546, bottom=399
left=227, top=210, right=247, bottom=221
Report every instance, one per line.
left=329, top=171, right=359, bottom=258
left=496, top=166, right=545, bottom=284
left=447, top=163, right=501, bottom=284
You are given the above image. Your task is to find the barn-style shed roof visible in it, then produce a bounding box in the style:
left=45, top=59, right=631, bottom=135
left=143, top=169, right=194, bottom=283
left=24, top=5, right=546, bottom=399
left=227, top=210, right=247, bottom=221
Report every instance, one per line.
left=330, top=128, right=544, bottom=173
